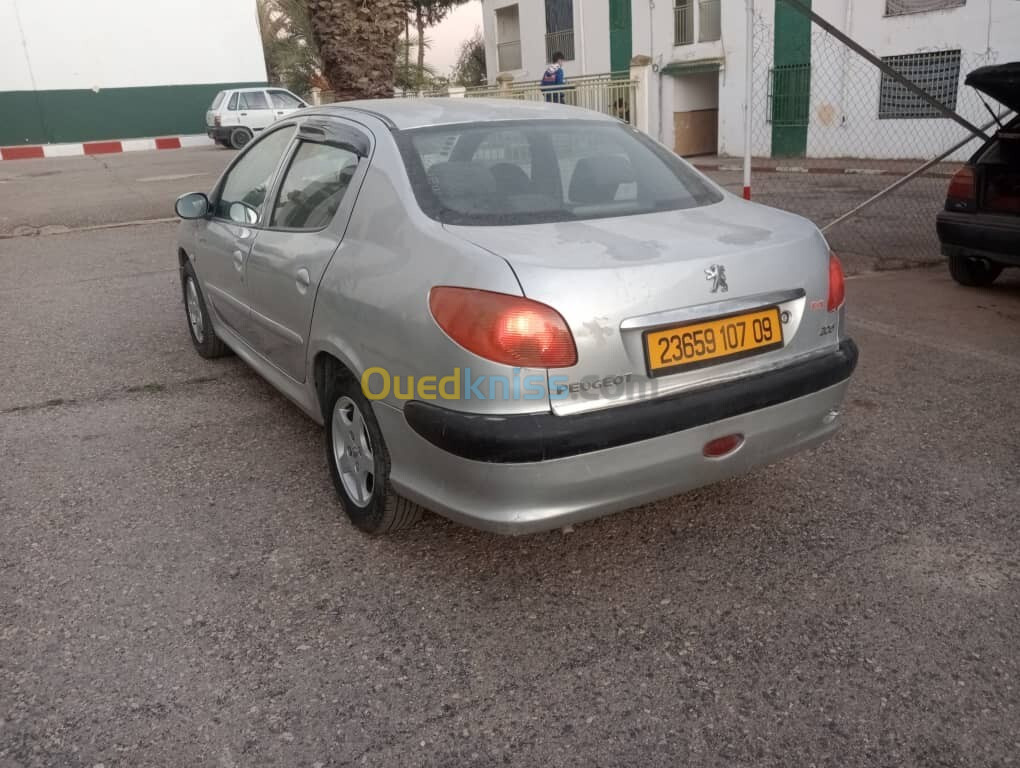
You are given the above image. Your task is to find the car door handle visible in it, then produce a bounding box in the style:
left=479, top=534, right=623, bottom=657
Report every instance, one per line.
left=240, top=112, right=248, bottom=116
left=296, top=268, right=311, bottom=294
left=276, top=111, right=285, bottom=115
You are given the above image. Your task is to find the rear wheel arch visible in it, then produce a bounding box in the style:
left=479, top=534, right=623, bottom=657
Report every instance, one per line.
left=314, top=352, right=357, bottom=420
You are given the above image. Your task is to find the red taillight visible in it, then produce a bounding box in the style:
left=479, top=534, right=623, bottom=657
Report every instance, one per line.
left=703, top=434, right=744, bottom=458
left=214, top=115, right=222, bottom=127
left=946, top=166, right=975, bottom=210
left=827, top=252, right=845, bottom=312
left=429, top=287, right=577, bottom=368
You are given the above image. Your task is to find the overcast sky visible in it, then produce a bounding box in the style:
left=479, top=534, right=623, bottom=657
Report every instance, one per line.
left=424, top=0, right=484, bottom=75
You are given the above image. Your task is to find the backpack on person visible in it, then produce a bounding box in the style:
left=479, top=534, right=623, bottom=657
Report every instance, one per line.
left=541, top=54, right=567, bottom=104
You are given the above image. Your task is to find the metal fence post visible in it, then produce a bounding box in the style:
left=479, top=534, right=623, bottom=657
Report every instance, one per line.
left=629, top=55, right=654, bottom=136
left=743, top=0, right=754, bottom=199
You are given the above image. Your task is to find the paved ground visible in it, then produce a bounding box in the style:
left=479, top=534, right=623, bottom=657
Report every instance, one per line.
left=2, top=149, right=1019, bottom=767
left=0, top=147, right=228, bottom=236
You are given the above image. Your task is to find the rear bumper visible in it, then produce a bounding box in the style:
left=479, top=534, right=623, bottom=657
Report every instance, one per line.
left=405, top=340, right=858, bottom=463
left=937, top=210, right=1020, bottom=265
left=206, top=126, right=231, bottom=142
left=379, top=341, right=857, bottom=534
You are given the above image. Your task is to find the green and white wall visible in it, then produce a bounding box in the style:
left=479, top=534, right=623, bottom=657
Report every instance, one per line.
left=0, top=0, right=268, bottom=147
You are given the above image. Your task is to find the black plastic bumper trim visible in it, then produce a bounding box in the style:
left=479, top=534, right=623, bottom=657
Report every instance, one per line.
left=404, top=339, right=859, bottom=464
left=936, top=210, right=1020, bottom=264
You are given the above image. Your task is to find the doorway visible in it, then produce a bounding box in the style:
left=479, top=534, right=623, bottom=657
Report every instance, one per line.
left=770, top=0, right=812, bottom=157
left=609, top=0, right=632, bottom=76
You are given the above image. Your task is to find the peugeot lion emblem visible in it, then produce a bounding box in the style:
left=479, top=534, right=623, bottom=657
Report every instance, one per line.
left=705, top=264, right=728, bottom=294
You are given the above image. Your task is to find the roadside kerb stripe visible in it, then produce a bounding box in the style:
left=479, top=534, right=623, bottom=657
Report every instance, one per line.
left=694, top=163, right=955, bottom=180
left=1, top=134, right=214, bottom=160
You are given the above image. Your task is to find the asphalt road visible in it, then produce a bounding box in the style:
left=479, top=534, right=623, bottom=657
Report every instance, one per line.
left=2, top=148, right=1020, bottom=767
left=0, top=147, right=228, bottom=236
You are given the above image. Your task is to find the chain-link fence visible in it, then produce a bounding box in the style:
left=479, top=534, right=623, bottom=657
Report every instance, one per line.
left=742, top=7, right=1007, bottom=273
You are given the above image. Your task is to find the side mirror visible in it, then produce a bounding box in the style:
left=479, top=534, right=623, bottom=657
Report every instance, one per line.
left=175, top=192, right=209, bottom=219
left=229, top=201, right=259, bottom=225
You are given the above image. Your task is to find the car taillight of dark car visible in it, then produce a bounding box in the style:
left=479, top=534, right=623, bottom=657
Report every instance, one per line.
left=945, top=166, right=976, bottom=212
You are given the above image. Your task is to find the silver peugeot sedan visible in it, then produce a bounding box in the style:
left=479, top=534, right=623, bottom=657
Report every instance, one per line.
left=174, top=99, right=857, bottom=535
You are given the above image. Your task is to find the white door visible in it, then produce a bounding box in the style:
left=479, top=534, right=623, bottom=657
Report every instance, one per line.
left=268, top=89, right=306, bottom=121
left=237, top=91, right=276, bottom=132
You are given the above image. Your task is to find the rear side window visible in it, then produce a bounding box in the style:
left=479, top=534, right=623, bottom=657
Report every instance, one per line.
left=227, top=92, right=239, bottom=111
left=239, top=91, right=269, bottom=110
left=210, top=91, right=226, bottom=110
left=400, top=120, right=722, bottom=226
left=271, top=142, right=360, bottom=230
left=270, top=90, right=303, bottom=109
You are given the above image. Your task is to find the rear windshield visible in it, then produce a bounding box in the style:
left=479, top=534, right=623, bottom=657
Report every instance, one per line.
left=210, top=91, right=227, bottom=110
left=398, top=120, right=723, bottom=226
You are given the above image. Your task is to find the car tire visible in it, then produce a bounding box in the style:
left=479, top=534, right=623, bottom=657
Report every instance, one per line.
left=229, top=127, right=253, bottom=150
left=182, top=262, right=229, bottom=359
left=324, top=376, right=423, bottom=535
left=948, top=252, right=1003, bottom=287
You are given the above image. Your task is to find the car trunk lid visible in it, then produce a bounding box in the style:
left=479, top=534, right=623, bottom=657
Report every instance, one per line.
left=966, top=62, right=1020, bottom=114
left=446, top=195, right=841, bottom=416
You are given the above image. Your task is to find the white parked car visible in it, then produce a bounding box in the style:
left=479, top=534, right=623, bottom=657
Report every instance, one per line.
left=205, top=87, right=307, bottom=149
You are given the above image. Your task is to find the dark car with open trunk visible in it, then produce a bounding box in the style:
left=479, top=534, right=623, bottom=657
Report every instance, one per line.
left=937, top=62, right=1020, bottom=286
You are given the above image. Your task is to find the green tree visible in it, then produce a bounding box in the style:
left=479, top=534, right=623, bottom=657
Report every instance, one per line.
left=451, top=28, right=486, bottom=87
left=406, top=0, right=471, bottom=91
left=257, top=0, right=322, bottom=96
left=304, top=0, right=407, bottom=100
left=395, top=32, right=440, bottom=93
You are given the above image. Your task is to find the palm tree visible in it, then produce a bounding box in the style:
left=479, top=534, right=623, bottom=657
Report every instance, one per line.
left=304, top=0, right=407, bottom=100
left=258, top=0, right=323, bottom=96
left=395, top=32, right=440, bottom=93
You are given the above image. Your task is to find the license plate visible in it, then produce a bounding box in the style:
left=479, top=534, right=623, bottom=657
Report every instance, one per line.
left=644, top=306, right=784, bottom=377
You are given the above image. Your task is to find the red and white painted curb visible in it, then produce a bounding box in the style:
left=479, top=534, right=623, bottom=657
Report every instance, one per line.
left=0, top=134, right=213, bottom=161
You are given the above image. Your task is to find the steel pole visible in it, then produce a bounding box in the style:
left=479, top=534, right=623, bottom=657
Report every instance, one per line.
left=822, top=111, right=1012, bottom=233
left=743, top=0, right=754, bottom=200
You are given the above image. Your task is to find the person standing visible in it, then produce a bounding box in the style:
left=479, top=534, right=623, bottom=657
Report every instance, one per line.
left=541, top=52, right=567, bottom=104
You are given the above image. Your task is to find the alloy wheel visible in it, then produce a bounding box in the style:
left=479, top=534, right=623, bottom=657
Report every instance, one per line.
left=331, top=396, right=375, bottom=508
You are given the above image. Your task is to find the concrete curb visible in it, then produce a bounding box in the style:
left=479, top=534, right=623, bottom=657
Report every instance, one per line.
left=0, top=134, right=214, bottom=161
left=693, top=162, right=955, bottom=180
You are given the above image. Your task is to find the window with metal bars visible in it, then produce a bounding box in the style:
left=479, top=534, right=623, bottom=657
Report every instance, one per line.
left=885, top=0, right=965, bottom=17
left=495, top=5, right=522, bottom=72
left=878, top=50, right=961, bottom=119
left=544, top=0, right=574, bottom=61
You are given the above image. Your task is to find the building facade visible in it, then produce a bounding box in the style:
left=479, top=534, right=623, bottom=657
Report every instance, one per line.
left=480, top=0, right=1020, bottom=160
left=0, top=0, right=268, bottom=147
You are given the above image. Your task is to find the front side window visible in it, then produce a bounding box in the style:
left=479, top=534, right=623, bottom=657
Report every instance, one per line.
left=214, top=125, right=296, bottom=222
left=270, top=90, right=303, bottom=109
left=400, top=120, right=722, bottom=226
left=239, top=91, right=270, bottom=110
left=271, top=142, right=360, bottom=230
